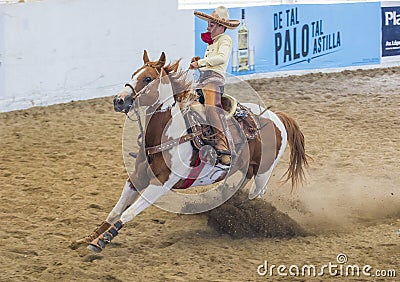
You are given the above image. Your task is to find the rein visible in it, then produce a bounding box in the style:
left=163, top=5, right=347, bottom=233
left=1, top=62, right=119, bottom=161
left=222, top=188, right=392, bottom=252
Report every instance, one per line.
left=125, top=64, right=193, bottom=156
left=145, top=130, right=203, bottom=155
left=128, top=103, right=202, bottom=156
left=124, top=83, right=139, bottom=100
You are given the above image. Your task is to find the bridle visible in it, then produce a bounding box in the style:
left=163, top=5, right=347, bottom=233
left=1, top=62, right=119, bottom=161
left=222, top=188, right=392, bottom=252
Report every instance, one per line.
left=122, top=63, right=179, bottom=120
left=124, top=63, right=161, bottom=102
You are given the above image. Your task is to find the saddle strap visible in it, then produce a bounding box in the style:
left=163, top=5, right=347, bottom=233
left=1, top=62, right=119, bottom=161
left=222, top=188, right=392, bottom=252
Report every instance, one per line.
left=234, top=104, right=260, bottom=140
left=145, top=131, right=203, bottom=155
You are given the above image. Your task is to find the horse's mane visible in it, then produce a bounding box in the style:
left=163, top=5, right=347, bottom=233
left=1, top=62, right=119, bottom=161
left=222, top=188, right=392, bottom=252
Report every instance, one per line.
left=163, top=60, right=197, bottom=104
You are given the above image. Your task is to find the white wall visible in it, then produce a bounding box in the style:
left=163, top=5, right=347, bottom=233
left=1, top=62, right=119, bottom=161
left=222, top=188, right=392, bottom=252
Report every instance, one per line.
left=1, top=0, right=400, bottom=112
left=0, top=0, right=193, bottom=112
left=0, top=11, right=4, bottom=101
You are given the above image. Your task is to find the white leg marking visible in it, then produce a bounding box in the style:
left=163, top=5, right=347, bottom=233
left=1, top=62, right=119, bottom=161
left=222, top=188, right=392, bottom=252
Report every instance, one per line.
left=106, top=181, right=139, bottom=223
left=119, top=173, right=181, bottom=224
left=119, top=184, right=170, bottom=224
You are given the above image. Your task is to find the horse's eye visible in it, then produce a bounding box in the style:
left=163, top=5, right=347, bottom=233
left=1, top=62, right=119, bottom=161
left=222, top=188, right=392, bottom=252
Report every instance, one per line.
left=144, top=77, right=152, bottom=84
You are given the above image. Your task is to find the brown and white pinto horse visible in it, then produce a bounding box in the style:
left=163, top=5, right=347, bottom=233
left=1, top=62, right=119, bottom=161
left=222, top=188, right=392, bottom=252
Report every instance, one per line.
left=77, top=51, right=309, bottom=253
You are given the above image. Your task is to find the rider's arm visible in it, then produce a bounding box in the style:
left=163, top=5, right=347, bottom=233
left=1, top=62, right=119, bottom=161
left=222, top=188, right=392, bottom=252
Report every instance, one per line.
left=197, top=35, right=232, bottom=68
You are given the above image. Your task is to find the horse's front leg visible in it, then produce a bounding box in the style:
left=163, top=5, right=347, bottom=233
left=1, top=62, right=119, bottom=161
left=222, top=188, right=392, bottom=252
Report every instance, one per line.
left=87, top=177, right=177, bottom=253
left=106, top=180, right=140, bottom=223
left=76, top=180, right=140, bottom=244
left=76, top=147, right=151, bottom=245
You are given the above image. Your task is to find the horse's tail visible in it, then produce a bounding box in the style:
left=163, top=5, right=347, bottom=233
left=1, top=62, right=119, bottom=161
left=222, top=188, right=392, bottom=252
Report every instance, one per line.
left=275, top=111, right=310, bottom=190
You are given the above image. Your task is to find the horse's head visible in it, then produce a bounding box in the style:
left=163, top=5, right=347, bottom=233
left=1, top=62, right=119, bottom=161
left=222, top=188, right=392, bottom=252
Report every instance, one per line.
left=113, top=50, right=167, bottom=113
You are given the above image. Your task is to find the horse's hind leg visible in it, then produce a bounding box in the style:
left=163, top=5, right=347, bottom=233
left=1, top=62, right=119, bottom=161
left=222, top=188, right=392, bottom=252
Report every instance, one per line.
left=249, top=116, right=284, bottom=199
left=76, top=180, right=139, bottom=244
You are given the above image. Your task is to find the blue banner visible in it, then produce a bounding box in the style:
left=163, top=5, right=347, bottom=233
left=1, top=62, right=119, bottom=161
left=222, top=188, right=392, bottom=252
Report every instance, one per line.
left=382, top=6, right=400, bottom=57
left=194, top=3, right=381, bottom=75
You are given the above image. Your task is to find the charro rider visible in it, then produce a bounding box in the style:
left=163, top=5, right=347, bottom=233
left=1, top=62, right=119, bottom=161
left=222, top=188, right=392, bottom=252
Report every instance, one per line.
left=190, top=6, right=239, bottom=165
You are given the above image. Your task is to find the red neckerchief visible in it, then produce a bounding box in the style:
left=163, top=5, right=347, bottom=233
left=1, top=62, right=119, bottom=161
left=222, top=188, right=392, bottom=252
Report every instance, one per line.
left=201, top=32, right=213, bottom=45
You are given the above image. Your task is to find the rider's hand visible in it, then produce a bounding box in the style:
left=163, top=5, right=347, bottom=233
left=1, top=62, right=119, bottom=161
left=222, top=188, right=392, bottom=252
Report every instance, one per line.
left=189, top=61, right=199, bottom=69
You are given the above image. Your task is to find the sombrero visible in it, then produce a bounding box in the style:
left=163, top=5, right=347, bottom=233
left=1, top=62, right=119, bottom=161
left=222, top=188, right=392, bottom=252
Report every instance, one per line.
left=194, top=6, right=240, bottom=30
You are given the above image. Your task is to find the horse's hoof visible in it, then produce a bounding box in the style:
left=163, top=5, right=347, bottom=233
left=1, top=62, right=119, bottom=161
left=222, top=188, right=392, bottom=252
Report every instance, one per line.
left=86, top=220, right=124, bottom=253
left=69, top=240, right=88, bottom=250
left=75, top=237, right=91, bottom=244
left=129, top=152, right=138, bottom=158
left=75, top=221, right=112, bottom=245
left=87, top=244, right=103, bottom=253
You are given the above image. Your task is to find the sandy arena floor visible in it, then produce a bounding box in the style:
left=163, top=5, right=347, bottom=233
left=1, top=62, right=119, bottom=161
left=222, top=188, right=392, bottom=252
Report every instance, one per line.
left=0, top=67, right=399, bottom=281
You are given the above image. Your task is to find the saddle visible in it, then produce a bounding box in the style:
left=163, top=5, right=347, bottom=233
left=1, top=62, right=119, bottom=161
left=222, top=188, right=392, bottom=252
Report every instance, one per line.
left=184, top=93, right=259, bottom=152
left=144, top=93, right=259, bottom=156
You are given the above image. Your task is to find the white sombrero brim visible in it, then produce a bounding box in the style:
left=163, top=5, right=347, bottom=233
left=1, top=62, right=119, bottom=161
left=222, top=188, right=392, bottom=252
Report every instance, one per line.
left=194, top=11, right=240, bottom=29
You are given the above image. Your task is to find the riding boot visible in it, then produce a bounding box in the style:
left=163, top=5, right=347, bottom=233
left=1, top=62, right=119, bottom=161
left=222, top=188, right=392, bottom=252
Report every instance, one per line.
left=203, top=89, right=231, bottom=165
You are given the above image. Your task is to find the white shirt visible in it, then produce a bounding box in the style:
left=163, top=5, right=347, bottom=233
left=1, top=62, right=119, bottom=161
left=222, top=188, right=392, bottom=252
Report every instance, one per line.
left=197, top=34, right=232, bottom=78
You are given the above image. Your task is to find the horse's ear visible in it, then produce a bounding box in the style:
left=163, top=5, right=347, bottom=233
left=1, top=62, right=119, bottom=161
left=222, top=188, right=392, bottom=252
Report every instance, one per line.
left=157, top=52, right=166, bottom=67
left=143, top=50, right=150, bottom=63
